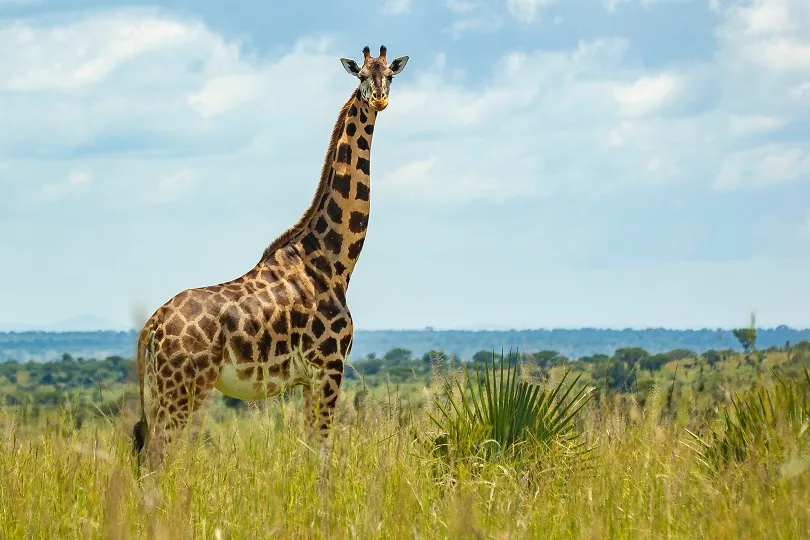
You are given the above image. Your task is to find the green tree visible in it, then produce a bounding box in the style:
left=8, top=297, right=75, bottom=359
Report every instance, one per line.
left=664, top=349, right=696, bottom=362
left=639, top=354, right=668, bottom=373
left=702, top=349, right=723, bottom=368
left=422, top=349, right=446, bottom=368
left=733, top=313, right=757, bottom=358
left=530, top=350, right=565, bottom=368
left=355, top=358, right=383, bottom=376
left=38, top=371, right=55, bottom=386
left=733, top=328, right=756, bottom=354
left=593, top=356, right=636, bottom=392
left=384, top=348, right=412, bottom=365
left=614, top=347, right=649, bottom=369
left=472, top=350, right=494, bottom=365
left=578, top=354, right=609, bottom=364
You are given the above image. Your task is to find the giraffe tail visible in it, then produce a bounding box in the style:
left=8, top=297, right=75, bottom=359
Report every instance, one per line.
left=132, top=326, right=156, bottom=464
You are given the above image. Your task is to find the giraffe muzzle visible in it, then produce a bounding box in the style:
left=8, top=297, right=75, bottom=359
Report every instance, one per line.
left=370, top=97, right=388, bottom=111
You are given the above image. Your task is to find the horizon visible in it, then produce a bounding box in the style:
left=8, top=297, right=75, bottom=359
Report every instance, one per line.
left=4, top=320, right=809, bottom=364
left=1, top=0, right=809, bottom=329
left=1, top=315, right=807, bottom=334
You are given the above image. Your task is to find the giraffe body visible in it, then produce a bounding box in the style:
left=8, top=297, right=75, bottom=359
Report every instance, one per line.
left=133, top=46, right=409, bottom=470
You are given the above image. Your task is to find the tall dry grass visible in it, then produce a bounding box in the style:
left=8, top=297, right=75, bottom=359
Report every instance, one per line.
left=0, top=374, right=808, bottom=539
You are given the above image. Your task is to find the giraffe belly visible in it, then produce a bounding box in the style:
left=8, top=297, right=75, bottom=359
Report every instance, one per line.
left=215, top=362, right=283, bottom=401
left=215, top=350, right=311, bottom=401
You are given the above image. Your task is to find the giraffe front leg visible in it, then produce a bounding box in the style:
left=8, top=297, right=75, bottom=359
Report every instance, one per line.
left=302, top=383, right=317, bottom=443
left=314, top=358, right=345, bottom=459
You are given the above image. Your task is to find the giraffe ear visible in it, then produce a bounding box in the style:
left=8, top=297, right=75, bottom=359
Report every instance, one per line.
left=388, top=56, right=409, bottom=76
left=340, top=58, right=361, bottom=77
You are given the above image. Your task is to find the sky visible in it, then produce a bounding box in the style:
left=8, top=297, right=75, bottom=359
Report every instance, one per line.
left=0, top=0, right=808, bottom=331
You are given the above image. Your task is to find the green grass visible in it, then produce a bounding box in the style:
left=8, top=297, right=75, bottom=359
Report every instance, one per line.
left=1, top=354, right=809, bottom=538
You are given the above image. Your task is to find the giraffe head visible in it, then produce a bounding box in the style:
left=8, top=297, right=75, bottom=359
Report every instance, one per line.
left=340, top=45, right=409, bottom=112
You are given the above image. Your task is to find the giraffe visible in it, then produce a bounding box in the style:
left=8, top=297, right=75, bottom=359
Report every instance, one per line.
left=132, top=45, right=409, bottom=471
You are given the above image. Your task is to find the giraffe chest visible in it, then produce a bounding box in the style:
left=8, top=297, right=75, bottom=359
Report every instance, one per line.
left=215, top=347, right=311, bottom=401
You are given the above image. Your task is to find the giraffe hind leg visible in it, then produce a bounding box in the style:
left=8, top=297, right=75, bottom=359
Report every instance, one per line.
left=142, top=352, right=218, bottom=471
left=147, top=407, right=187, bottom=471
left=146, top=376, right=218, bottom=470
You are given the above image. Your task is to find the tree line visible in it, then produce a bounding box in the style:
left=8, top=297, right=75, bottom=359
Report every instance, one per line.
left=2, top=331, right=808, bottom=417
left=4, top=325, right=810, bottom=362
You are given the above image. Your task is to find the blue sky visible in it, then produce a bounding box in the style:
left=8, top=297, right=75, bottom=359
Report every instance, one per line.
left=0, top=0, right=809, bottom=331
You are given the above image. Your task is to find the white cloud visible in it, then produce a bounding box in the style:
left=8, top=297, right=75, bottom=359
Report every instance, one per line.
left=149, top=169, right=195, bottom=203
left=613, top=73, right=682, bottom=117
left=446, top=0, right=477, bottom=13
left=715, top=145, right=810, bottom=190
left=1, top=4, right=809, bottom=330
left=790, top=81, right=810, bottom=98
left=0, top=11, right=349, bottom=161
left=0, top=14, right=196, bottom=92
left=36, top=169, right=92, bottom=202
left=443, top=16, right=503, bottom=39
left=645, top=155, right=680, bottom=184
left=728, top=114, right=786, bottom=138
left=2, top=9, right=691, bottom=209
left=506, top=0, right=555, bottom=22
left=379, top=157, right=534, bottom=204
left=380, top=0, right=411, bottom=15
left=605, top=121, right=635, bottom=147
left=187, top=73, right=266, bottom=119
left=601, top=0, right=681, bottom=13
left=434, top=53, right=447, bottom=70
left=376, top=39, right=712, bottom=200
left=717, top=0, right=810, bottom=74
left=735, top=0, right=794, bottom=35
left=707, top=0, right=810, bottom=191
left=1, top=1, right=808, bottom=216
left=749, top=39, right=810, bottom=72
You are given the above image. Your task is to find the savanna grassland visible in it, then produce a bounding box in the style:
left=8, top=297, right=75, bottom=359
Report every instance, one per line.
left=1, top=345, right=809, bottom=539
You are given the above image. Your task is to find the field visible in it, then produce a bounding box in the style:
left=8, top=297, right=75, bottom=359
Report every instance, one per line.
left=1, top=347, right=809, bottom=539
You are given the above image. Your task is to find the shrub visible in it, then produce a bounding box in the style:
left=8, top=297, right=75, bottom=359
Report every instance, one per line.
left=428, top=350, right=594, bottom=462
left=685, top=365, right=810, bottom=472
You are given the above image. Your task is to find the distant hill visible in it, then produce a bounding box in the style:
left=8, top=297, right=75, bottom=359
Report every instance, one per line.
left=0, top=315, right=127, bottom=333
left=1, top=327, right=808, bottom=363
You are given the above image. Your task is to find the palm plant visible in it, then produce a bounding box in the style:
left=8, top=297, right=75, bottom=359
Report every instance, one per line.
left=428, top=350, right=594, bottom=461
left=685, top=365, right=810, bottom=472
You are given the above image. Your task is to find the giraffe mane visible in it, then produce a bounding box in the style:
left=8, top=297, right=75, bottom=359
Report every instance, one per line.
left=259, top=91, right=356, bottom=263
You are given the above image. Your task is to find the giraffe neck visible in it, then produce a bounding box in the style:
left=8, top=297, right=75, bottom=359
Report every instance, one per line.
left=260, top=90, right=377, bottom=284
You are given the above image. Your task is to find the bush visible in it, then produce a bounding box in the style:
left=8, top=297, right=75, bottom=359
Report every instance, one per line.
left=686, top=365, right=810, bottom=472
left=429, top=350, right=594, bottom=462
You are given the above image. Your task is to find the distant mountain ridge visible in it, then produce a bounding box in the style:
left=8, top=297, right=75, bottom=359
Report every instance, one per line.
left=1, top=327, right=808, bottom=363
